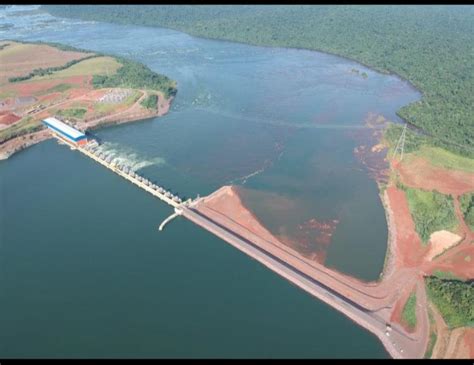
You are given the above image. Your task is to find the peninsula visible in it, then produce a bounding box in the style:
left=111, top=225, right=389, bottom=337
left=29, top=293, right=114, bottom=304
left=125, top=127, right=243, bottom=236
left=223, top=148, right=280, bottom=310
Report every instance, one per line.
left=0, top=40, right=177, bottom=159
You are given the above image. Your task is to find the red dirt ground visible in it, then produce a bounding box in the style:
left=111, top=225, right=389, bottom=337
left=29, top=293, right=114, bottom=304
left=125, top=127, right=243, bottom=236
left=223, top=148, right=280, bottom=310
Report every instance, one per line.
left=0, top=42, right=93, bottom=83
left=390, top=283, right=418, bottom=332
left=425, top=245, right=474, bottom=280
left=0, top=112, right=20, bottom=125
left=465, top=329, right=474, bottom=358
left=385, top=185, right=428, bottom=269
left=10, top=76, right=88, bottom=97
left=393, top=157, right=474, bottom=196
left=37, top=92, right=62, bottom=103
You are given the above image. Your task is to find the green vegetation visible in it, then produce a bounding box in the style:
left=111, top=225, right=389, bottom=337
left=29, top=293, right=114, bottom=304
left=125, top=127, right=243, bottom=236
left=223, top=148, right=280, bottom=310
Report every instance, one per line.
left=56, top=108, right=87, bottom=120
left=36, top=83, right=72, bottom=95
left=43, top=5, right=474, bottom=157
left=93, top=102, right=117, bottom=115
left=384, top=123, right=474, bottom=172
left=92, top=58, right=177, bottom=99
left=123, top=90, right=141, bottom=107
left=2, top=38, right=95, bottom=54
left=411, top=146, right=474, bottom=173
left=403, top=187, right=458, bottom=243
left=425, top=276, right=474, bottom=329
left=0, top=89, right=17, bottom=99
left=0, top=117, right=44, bottom=143
left=5, top=38, right=176, bottom=99
left=8, top=54, right=98, bottom=82
left=402, top=291, right=417, bottom=329
left=459, top=193, right=474, bottom=231
left=432, top=270, right=464, bottom=281
left=140, top=94, right=158, bottom=110
left=384, top=123, right=429, bottom=156
left=424, top=331, right=437, bottom=359
left=34, top=56, right=122, bottom=80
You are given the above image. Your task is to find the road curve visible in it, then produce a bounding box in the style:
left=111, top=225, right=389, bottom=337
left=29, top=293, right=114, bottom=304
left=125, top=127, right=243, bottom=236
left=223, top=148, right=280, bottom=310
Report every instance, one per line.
left=181, top=206, right=426, bottom=358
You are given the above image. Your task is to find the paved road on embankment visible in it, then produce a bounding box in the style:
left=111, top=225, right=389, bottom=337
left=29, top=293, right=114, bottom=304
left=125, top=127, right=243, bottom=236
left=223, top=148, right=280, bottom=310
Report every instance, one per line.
left=181, top=206, right=426, bottom=359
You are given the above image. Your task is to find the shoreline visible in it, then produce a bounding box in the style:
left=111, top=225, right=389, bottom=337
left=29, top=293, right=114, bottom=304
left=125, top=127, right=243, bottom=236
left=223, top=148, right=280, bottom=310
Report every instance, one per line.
left=0, top=95, right=173, bottom=161
left=66, top=15, right=422, bottom=97
left=191, top=185, right=427, bottom=358
left=379, top=188, right=398, bottom=281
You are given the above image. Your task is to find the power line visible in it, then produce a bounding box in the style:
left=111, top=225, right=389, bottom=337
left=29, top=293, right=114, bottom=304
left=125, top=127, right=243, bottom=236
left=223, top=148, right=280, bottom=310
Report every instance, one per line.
left=393, top=123, right=407, bottom=161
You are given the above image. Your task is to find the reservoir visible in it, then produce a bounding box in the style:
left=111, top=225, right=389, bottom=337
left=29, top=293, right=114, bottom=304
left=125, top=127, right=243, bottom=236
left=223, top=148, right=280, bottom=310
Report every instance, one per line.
left=0, top=6, right=420, bottom=358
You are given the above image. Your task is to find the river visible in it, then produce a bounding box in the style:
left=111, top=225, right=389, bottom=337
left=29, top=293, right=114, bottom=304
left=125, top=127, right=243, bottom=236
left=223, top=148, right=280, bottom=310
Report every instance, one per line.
left=0, top=5, right=420, bottom=358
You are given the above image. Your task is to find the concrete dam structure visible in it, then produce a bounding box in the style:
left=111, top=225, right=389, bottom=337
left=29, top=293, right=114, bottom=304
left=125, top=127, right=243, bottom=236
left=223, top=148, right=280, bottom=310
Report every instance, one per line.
left=47, top=124, right=427, bottom=359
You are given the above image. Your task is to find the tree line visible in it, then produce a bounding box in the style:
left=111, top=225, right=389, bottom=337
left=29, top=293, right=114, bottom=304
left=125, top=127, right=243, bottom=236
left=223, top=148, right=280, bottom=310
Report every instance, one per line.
left=42, top=5, right=474, bottom=158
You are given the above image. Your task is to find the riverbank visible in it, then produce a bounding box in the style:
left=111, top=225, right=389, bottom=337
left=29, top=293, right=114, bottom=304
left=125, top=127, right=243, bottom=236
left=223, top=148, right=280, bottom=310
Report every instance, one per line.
left=0, top=40, right=176, bottom=161
left=190, top=117, right=473, bottom=358
left=0, top=96, right=173, bottom=161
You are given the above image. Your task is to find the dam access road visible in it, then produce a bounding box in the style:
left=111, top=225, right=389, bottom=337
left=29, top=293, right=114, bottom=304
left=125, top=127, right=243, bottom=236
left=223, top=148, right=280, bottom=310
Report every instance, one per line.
left=62, top=135, right=428, bottom=359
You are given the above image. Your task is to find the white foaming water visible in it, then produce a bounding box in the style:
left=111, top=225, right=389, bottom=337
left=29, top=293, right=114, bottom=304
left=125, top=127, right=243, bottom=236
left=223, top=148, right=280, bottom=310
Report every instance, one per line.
left=95, top=142, right=166, bottom=172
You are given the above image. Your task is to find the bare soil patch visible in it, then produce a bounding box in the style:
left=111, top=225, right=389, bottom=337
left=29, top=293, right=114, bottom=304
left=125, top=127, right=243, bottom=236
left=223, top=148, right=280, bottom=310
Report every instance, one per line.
left=0, top=112, right=20, bottom=125
left=0, top=41, right=93, bottom=84
left=427, top=245, right=474, bottom=280
left=425, top=230, right=462, bottom=261
left=385, top=185, right=428, bottom=268
left=10, top=76, right=88, bottom=97
left=395, top=156, right=474, bottom=196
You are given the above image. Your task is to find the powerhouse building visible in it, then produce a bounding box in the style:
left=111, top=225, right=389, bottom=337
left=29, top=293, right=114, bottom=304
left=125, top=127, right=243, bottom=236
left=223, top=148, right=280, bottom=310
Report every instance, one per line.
left=43, top=117, right=87, bottom=146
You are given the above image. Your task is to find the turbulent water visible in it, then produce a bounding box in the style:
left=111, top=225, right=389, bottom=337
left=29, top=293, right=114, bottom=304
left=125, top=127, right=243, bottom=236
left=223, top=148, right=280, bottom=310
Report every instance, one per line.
left=0, top=6, right=420, bottom=358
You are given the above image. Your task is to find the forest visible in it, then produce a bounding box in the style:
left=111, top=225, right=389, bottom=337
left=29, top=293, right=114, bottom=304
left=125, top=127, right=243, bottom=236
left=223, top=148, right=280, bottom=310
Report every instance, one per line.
left=92, top=58, right=177, bottom=99
left=403, top=187, right=457, bottom=243
left=425, top=276, right=474, bottom=328
left=42, top=5, right=474, bottom=158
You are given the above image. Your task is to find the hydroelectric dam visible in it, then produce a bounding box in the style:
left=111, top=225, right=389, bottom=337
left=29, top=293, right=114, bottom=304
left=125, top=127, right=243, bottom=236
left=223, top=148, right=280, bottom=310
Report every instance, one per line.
left=44, top=118, right=427, bottom=360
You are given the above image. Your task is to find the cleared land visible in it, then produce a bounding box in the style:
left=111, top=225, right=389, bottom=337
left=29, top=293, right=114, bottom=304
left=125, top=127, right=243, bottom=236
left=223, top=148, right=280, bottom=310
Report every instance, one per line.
left=0, top=40, right=93, bottom=83
left=32, top=56, right=122, bottom=80
left=0, top=40, right=175, bottom=159
left=187, top=116, right=473, bottom=359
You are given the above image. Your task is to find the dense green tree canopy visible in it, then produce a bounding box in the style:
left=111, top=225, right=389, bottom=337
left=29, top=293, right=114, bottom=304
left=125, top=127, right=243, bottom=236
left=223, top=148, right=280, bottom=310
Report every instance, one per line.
left=43, top=5, right=474, bottom=157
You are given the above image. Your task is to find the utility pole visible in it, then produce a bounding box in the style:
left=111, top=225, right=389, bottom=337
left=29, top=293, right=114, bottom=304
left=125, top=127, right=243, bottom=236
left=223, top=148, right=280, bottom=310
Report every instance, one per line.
left=393, top=123, right=407, bottom=161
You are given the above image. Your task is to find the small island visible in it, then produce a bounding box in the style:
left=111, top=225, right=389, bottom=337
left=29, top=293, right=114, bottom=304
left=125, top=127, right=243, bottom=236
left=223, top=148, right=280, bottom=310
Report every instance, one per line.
left=0, top=40, right=177, bottom=159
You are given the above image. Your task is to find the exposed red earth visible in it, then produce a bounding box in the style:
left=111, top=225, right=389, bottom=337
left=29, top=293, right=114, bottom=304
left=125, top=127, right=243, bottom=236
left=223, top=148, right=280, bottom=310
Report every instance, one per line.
left=394, top=156, right=474, bottom=196
left=0, top=41, right=175, bottom=160
left=0, top=112, right=21, bottom=126
left=11, top=76, right=88, bottom=96
left=188, top=111, right=473, bottom=358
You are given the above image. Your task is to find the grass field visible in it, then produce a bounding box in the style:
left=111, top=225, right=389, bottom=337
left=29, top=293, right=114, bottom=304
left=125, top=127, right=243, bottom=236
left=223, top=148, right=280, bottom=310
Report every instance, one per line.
left=424, top=331, right=437, bottom=359
left=402, top=291, right=417, bottom=330
left=93, top=101, right=119, bottom=115
left=0, top=41, right=91, bottom=84
left=33, top=56, right=122, bottom=80
left=0, top=116, right=41, bottom=143
left=40, top=83, right=73, bottom=94
left=56, top=108, right=87, bottom=120
left=0, top=89, right=17, bottom=98
left=407, top=146, right=474, bottom=173
left=123, top=90, right=142, bottom=107
left=0, top=40, right=173, bottom=147
left=432, top=270, right=464, bottom=281
left=404, top=187, right=458, bottom=243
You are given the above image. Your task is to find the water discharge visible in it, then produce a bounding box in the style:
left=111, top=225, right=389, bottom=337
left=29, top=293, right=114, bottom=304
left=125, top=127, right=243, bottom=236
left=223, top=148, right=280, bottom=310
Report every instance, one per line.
left=0, top=6, right=421, bottom=358
left=94, top=141, right=166, bottom=172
